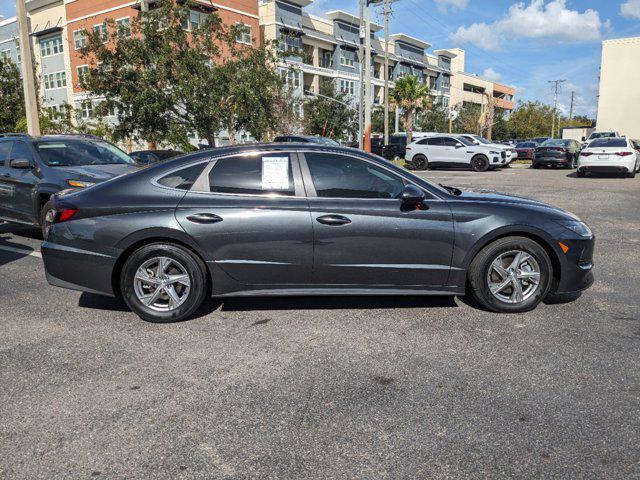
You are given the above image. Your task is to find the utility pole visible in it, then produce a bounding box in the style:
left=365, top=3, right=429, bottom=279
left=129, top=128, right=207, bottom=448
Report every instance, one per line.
left=383, top=0, right=390, bottom=145
left=358, top=0, right=364, bottom=149
left=569, top=91, right=575, bottom=121
left=363, top=1, right=372, bottom=153
left=16, top=0, right=40, bottom=136
left=549, top=79, right=565, bottom=138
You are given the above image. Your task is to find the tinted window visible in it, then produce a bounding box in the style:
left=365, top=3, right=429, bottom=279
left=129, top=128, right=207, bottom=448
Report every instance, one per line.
left=541, top=139, right=570, bottom=147
left=306, top=153, right=404, bottom=199
left=35, top=139, right=134, bottom=166
left=441, top=137, right=460, bottom=147
left=588, top=139, right=628, bottom=148
left=158, top=163, right=207, bottom=190
left=209, top=154, right=295, bottom=196
left=390, top=136, right=406, bottom=145
left=416, top=138, right=432, bottom=145
left=0, top=142, right=13, bottom=165
left=457, top=136, right=474, bottom=146
left=516, top=142, right=535, bottom=148
left=10, top=141, right=35, bottom=162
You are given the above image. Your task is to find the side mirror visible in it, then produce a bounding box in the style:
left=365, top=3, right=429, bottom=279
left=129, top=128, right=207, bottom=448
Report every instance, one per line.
left=455, top=143, right=464, bottom=148
left=9, top=158, right=33, bottom=169
left=401, top=184, right=426, bottom=204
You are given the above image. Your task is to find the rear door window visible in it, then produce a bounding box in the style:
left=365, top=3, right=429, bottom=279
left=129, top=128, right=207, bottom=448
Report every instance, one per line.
left=441, top=137, right=459, bottom=147
left=157, top=163, right=207, bottom=190
left=0, top=142, right=13, bottom=166
left=208, top=153, right=295, bottom=196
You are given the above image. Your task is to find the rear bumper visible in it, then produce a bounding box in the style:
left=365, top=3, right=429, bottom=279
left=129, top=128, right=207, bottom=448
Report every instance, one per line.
left=534, top=156, right=571, bottom=165
left=577, top=157, right=635, bottom=173
left=42, top=241, right=117, bottom=296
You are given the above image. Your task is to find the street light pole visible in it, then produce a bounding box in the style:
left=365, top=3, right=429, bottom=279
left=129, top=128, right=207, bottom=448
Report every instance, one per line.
left=358, top=0, right=364, bottom=150
left=383, top=0, right=390, bottom=146
left=16, top=0, right=40, bottom=136
left=363, top=1, right=372, bottom=153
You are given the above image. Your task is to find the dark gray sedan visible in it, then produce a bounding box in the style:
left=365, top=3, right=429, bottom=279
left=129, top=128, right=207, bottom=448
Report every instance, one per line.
left=41, top=144, right=595, bottom=323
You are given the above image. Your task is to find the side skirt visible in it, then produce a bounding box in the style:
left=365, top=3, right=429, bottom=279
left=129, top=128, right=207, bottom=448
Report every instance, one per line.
left=214, top=286, right=465, bottom=298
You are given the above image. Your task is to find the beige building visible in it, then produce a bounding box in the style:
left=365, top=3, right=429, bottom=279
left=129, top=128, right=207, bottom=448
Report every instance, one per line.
left=596, top=36, right=640, bottom=139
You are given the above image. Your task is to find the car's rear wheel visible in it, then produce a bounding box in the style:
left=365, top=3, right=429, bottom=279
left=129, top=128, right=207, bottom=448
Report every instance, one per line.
left=628, top=170, right=636, bottom=178
left=120, top=243, right=208, bottom=323
left=39, top=200, right=56, bottom=239
left=412, top=154, right=429, bottom=170
left=531, top=163, right=540, bottom=169
left=576, top=169, right=585, bottom=178
left=471, top=155, right=489, bottom=172
left=468, top=236, right=553, bottom=313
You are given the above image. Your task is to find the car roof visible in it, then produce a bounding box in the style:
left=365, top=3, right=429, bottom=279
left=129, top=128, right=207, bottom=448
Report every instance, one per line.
left=0, top=134, right=106, bottom=143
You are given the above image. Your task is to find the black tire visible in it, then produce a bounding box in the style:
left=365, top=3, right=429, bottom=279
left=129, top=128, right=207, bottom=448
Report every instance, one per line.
left=412, top=154, right=429, bottom=170
left=471, top=155, right=489, bottom=172
left=628, top=170, right=636, bottom=178
left=39, top=200, right=56, bottom=239
left=531, top=163, right=540, bottom=169
left=467, top=236, right=553, bottom=313
left=120, top=243, right=208, bottom=323
left=576, top=169, right=586, bottom=178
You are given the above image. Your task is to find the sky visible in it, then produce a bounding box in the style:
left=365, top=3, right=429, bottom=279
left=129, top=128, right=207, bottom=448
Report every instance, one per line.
left=2, top=0, right=639, bottom=118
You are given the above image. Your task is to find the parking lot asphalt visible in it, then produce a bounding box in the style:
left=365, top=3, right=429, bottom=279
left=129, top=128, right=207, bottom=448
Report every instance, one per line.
left=1, top=166, right=639, bottom=479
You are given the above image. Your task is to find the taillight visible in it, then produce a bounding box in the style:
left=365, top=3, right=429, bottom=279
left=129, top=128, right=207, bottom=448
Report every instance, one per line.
left=616, top=152, right=633, bottom=157
left=581, top=152, right=593, bottom=157
left=54, top=208, right=79, bottom=223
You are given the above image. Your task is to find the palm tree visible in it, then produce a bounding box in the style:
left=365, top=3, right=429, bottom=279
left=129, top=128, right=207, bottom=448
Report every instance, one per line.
left=389, top=75, right=432, bottom=144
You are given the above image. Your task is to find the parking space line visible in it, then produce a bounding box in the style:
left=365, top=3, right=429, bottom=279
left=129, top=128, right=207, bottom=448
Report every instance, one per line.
left=0, top=245, right=42, bottom=258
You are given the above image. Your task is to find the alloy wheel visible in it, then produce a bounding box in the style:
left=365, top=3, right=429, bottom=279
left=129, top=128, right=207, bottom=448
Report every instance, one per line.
left=486, top=250, right=541, bottom=304
left=42, top=209, right=56, bottom=239
left=133, top=257, right=191, bottom=312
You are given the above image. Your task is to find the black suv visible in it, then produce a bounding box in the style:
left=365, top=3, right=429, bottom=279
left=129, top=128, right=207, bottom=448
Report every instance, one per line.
left=0, top=134, right=138, bottom=234
left=382, top=134, right=408, bottom=161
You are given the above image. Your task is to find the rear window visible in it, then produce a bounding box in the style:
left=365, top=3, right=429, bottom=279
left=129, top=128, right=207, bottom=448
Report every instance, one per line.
left=541, top=139, right=570, bottom=147
left=157, top=163, right=206, bottom=190
left=516, top=142, right=535, bottom=148
left=588, top=139, right=628, bottom=148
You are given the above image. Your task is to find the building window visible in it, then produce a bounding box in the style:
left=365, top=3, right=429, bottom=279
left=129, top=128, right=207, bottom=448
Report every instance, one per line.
left=339, top=79, right=355, bottom=96
left=397, top=64, right=412, bottom=78
left=320, top=51, right=332, bottom=68
left=0, top=49, right=10, bottom=61
left=93, top=23, right=108, bottom=42
left=116, top=17, right=131, bottom=38
left=441, top=78, right=450, bottom=89
left=280, top=68, right=300, bottom=89
left=235, top=23, right=252, bottom=45
left=77, top=65, right=89, bottom=84
left=463, top=83, right=485, bottom=94
left=73, top=29, right=87, bottom=50
left=278, top=33, right=302, bottom=54
left=16, top=43, right=20, bottom=63
left=79, top=101, right=94, bottom=119
left=442, top=97, right=450, bottom=108
left=181, top=9, right=207, bottom=31
left=43, top=71, right=67, bottom=90
left=40, top=35, right=63, bottom=57
left=340, top=50, right=355, bottom=68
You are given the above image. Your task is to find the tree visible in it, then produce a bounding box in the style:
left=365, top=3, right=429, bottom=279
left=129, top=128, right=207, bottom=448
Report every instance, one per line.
left=80, top=0, right=288, bottom=148
left=452, top=102, right=481, bottom=134
left=506, top=100, right=555, bottom=139
left=302, top=81, right=357, bottom=141
left=0, top=58, right=25, bottom=132
left=389, top=75, right=431, bottom=144
left=416, top=103, right=448, bottom=133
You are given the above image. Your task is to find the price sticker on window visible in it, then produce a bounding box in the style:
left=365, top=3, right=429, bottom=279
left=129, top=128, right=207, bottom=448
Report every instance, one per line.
left=262, top=156, right=290, bottom=191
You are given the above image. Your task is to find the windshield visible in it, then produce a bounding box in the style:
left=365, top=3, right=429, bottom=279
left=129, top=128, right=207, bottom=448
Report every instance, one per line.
left=589, top=132, right=615, bottom=140
left=312, top=137, right=340, bottom=146
left=588, top=138, right=627, bottom=148
left=472, top=136, right=493, bottom=145
left=456, top=136, right=475, bottom=146
left=36, top=138, right=135, bottom=167
left=541, top=139, right=570, bottom=147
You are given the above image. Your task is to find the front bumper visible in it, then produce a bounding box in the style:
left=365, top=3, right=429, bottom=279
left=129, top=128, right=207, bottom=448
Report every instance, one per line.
left=552, top=234, right=595, bottom=294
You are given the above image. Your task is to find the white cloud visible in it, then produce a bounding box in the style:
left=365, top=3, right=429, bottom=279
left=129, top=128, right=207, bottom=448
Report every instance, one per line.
left=452, top=0, right=610, bottom=51
left=621, top=0, right=640, bottom=19
left=435, top=0, right=470, bottom=11
left=482, top=67, right=502, bottom=82
left=452, top=23, right=501, bottom=51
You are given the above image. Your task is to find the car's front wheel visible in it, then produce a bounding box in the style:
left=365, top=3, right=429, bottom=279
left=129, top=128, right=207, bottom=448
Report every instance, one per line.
left=467, top=236, right=553, bottom=313
left=120, top=243, right=208, bottom=323
left=471, top=155, right=490, bottom=172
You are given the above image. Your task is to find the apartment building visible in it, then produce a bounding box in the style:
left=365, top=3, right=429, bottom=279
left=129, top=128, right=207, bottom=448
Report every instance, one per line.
left=596, top=36, right=640, bottom=139
left=448, top=48, right=515, bottom=116
left=0, top=16, right=21, bottom=67
left=258, top=0, right=454, bottom=110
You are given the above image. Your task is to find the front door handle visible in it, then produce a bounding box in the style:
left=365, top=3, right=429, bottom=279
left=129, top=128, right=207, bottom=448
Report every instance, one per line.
left=316, top=214, right=351, bottom=226
left=186, top=213, right=223, bottom=224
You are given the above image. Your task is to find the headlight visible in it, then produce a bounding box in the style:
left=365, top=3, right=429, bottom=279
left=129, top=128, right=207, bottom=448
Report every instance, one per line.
left=489, top=150, right=500, bottom=155
left=556, top=220, right=592, bottom=238
left=67, top=180, right=95, bottom=188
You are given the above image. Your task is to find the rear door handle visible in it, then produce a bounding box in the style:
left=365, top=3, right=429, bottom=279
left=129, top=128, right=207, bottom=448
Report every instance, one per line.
left=316, top=215, right=351, bottom=226
left=186, top=213, right=223, bottom=224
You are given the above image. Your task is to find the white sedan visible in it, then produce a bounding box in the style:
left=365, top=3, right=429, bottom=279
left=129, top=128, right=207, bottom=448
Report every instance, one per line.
left=577, top=137, right=639, bottom=178
left=405, top=134, right=507, bottom=172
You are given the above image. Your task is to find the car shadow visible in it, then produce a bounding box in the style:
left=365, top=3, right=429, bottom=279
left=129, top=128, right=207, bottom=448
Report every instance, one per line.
left=78, top=293, right=129, bottom=312
left=566, top=172, right=627, bottom=179
left=543, top=292, right=582, bottom=305
left=0, top=224, right=41, bottom=267
left=0, top=222, right=43, bottom=240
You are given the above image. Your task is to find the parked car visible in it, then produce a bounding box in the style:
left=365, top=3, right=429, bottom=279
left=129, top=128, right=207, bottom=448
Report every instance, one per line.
left=584, top=131, right=620, bottom=143
left=532, top=139, right=582, bottom=169
left=405, top=134, right=507, bottom=171
left=458, top=134, right=516, bottom=165
left=130, top=149, right=183, bottom=165
left=41, top=143, right=594, bottom=322
left=273, top=135, right=340, bottom=146
left=577, top=137, right=639, bottom=178
left=515, top=141, right=537, bottom=160
left=382, top=133, right=408, bottom=160
left=0, top=133, right=138, bottom=235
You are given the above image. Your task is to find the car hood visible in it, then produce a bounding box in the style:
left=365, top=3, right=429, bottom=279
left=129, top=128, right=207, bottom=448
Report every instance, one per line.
left=53, top=164, right=140, bottom=182
left=455, top=188, right=580, bottom=220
